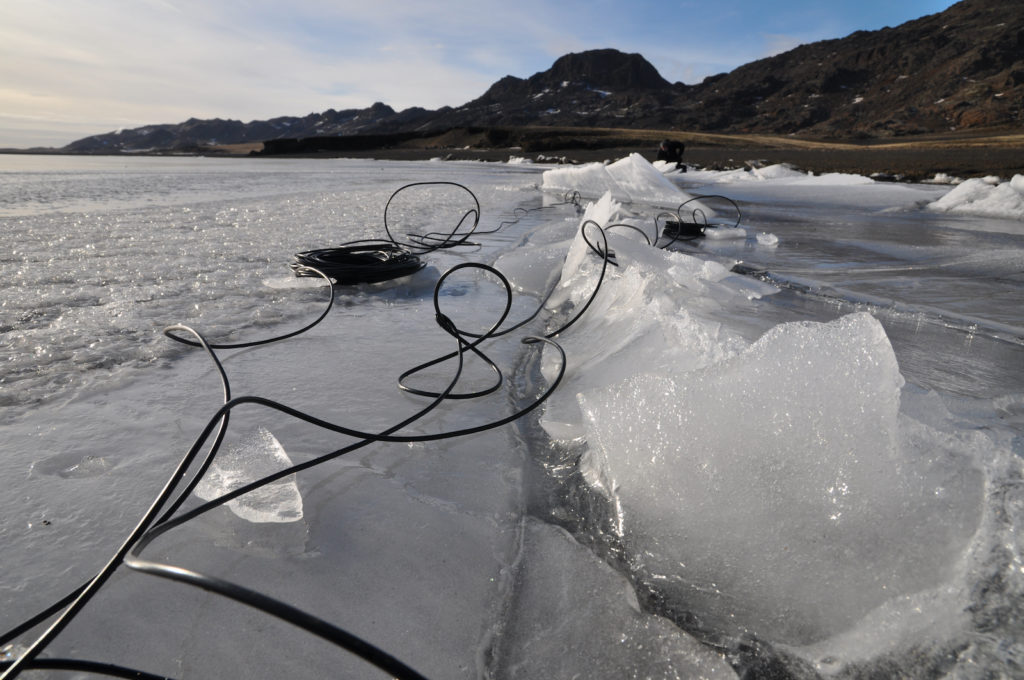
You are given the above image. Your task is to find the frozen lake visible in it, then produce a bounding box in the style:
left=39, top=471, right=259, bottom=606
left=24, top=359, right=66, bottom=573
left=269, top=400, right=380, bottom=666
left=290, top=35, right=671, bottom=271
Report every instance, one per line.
left=1, top=154, right=1022, bottom=679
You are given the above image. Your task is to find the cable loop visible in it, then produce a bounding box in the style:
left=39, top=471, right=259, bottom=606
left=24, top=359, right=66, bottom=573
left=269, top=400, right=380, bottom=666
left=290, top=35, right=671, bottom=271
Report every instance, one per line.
left=1, top=180, right=599, bottom=680
left=383, top=182, right=481, bottom=254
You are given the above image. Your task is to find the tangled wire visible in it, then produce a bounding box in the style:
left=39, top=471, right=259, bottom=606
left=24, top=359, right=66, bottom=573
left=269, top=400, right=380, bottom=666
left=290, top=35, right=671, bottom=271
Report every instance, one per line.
left=0, top=183, right=603, bottom=680
left=2, top=180, right=737, bottom=679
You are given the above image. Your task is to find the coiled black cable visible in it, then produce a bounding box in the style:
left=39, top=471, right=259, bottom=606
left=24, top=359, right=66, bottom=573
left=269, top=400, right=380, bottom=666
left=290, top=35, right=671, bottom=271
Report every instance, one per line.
left=658, top=194, right=743, bottom=246
left=289, top=181, right=485, bottom=287
left=291, top=241, right=425, bottom=284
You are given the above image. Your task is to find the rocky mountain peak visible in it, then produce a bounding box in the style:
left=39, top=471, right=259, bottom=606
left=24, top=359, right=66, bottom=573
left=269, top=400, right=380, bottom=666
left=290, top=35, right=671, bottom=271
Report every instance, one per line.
left=543, top=49, right=671, bottom=90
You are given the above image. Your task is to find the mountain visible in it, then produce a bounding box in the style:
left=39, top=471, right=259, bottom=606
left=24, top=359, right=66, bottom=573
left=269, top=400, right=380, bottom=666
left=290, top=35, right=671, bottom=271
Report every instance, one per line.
left=62, top=0, right=1021, bottom=153
left=61, top=103, right=439, bottom=153
left=431, top=49, right=682, bottom=129
left=672, top=0, right=1023, bottom=137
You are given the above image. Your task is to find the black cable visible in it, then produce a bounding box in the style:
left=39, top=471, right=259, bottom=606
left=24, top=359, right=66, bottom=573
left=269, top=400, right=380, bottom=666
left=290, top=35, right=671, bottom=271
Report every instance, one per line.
left=397, top=220, right=614, bottom=398
left=291, top=242, right=425, bottom=285
left=164, top=267, right=335, bottom=350
left=289, top=185, right=579, bottom=288
left=2, top=294, right=567, bottom=680
left=122, top=561, right=432, bottom=680
left=0, top=323, right=234, bottom=680
left=658, top=194, right=744, bottom=246
left=397, top=263, right=512, bottom=400
left=0, top=585, right=86, bottom=648
left=0, top=185, right=591, bottom=666
left=0, top=183, right=595, bottom=680
left=552, top=222, right=614, bottom=337
left=478, top=190, right=583, bottom=235
left=0, top=658, right=174, bottom=680
left=118, top=271, right=567, bottom=679
left=682, top=194, right=742, bottom=229
left=3, top=315, right=563, bottom=679
left=383, top=182, right=481, bottom=254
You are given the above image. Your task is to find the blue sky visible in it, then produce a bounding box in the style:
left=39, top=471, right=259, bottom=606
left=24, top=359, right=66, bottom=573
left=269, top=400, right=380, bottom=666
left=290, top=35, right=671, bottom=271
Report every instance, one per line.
left=0, top=0, right=957, bottom=148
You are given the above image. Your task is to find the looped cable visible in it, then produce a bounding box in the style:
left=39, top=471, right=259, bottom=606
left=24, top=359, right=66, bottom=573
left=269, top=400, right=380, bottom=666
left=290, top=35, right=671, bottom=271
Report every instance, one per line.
left=384, top=182, right=481, bottom=253
left=165, top=267, right=336, bottom=350
left=1, top=182, right=601, bottom=680
left=397, top=263, right=513, bottom=399
left=580, top=218, right=618, bottom=267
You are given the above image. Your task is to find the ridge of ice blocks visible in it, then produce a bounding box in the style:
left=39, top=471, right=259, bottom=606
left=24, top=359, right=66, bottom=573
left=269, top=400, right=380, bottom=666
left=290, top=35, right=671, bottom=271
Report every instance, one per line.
left=927, top=174, right=1024, bottom=220
left=578, top=313, right=984, bottom=644
left=541, top=153, right=711, bottom=211
left=537, top=199, right=761, bottom=441
left=195, top=427, right=304, bottom=523
left=687, top=163, right=875, bottom=186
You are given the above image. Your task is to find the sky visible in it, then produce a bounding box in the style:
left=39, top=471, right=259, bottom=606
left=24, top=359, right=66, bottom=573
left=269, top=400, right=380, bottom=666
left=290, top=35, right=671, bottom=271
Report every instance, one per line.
left=1, top=0, right=959, bottom=149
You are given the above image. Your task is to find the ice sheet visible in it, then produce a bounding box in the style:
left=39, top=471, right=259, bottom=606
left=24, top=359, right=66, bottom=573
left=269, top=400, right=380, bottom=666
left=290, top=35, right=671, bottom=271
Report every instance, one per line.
left=493, top=520, right=737, bottom=679
left=2, top=156, right=1022, bottom=679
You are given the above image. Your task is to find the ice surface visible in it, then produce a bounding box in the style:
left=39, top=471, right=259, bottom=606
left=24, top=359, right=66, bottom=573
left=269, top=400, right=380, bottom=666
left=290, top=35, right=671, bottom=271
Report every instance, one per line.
left=194, top=427, right=303, bottom=523
left=700, top=225, right=748, bottom=240
left=494, top=520, right=737, bottom=679
left=927, top=174, right=1024, bottom=221
left=2, top=156, right=1022, bottom=679
left=577, top=312, right=984, bottom=644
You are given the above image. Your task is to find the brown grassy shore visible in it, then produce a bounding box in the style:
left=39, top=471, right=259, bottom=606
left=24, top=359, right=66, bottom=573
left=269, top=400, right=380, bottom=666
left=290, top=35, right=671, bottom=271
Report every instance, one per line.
left=222, top=125, right=1024, bottom=182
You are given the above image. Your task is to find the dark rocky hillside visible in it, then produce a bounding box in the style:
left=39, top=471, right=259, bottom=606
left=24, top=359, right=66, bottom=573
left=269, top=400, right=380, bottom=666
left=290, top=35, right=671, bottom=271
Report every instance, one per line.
left=61, top=103, right=439, bottom=153
left=674, top=0, right=1023, bottom=137
left=62, top=0, right=1021, bottom=153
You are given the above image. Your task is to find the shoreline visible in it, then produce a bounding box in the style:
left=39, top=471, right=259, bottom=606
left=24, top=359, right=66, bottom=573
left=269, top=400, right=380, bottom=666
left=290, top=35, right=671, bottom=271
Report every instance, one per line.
left=267, top=144, right=1023, bottom=182
left=4, top=127, right=1022, bottom=181
left=247, top=126, right=1024, bottom=181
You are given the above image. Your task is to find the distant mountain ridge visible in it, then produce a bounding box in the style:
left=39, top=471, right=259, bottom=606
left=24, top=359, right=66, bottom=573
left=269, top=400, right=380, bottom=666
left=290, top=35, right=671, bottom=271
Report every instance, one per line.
left=63, top=0, right=1022, bottom=153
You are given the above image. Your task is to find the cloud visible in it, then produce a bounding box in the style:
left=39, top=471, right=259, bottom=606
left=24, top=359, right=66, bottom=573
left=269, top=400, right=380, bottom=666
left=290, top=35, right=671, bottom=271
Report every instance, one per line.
left=0, top=0, right=961, bottom=147
left=1, top=0, right=544, bottom=145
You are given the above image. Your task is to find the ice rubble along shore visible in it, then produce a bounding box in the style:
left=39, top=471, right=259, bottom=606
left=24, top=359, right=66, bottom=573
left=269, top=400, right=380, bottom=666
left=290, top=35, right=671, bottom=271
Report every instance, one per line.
left=496, top=159, right=988, bottom=667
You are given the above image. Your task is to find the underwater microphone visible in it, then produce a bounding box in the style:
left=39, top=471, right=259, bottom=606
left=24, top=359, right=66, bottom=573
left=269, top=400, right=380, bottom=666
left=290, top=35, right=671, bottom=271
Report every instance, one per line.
left=291, top=242, right=425, bottom=285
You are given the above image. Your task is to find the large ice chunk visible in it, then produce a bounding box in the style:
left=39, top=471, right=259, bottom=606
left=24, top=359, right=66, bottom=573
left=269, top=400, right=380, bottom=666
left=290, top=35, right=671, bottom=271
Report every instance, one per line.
left=578, top=313, right=982, bottom=644
left=606, top=153, right=697, bottom=208
left=542, top=154, right=710, bottom=211
left=538, top=217, right=749, bottom=442
left=541, top=162, right=631, bottom=202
